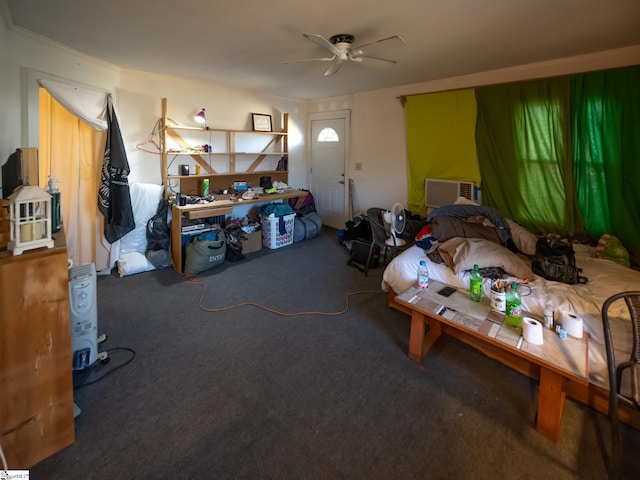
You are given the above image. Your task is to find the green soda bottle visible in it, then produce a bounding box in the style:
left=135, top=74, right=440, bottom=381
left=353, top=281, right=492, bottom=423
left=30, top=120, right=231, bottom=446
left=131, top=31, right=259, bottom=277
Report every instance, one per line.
left=469, top=264, right=482, bottom=302
left=505, top=282, right=522, bottom=328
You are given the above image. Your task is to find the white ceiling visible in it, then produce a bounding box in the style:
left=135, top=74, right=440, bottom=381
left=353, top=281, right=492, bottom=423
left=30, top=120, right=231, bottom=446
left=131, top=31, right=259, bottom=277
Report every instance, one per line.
left=5, top=0, right=640, bottom=100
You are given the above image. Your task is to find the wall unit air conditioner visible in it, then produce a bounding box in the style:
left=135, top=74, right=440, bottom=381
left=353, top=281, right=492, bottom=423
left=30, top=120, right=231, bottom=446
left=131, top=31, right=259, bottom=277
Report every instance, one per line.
left=425, top=178, right=476, bottom=208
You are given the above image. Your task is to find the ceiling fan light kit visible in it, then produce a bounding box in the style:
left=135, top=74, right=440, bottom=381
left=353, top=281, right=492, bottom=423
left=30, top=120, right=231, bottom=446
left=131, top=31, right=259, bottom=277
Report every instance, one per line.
left=282, top=33, right=405, bottom=76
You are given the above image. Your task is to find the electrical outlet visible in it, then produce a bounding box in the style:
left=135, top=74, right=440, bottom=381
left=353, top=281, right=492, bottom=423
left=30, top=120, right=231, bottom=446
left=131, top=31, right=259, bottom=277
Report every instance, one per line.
left=355, top=162, right=362, bottom=171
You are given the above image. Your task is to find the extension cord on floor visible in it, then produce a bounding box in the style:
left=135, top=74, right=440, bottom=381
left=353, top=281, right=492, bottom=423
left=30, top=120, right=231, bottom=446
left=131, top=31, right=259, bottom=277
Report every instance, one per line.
left=0, top=437, right=8, bottom=471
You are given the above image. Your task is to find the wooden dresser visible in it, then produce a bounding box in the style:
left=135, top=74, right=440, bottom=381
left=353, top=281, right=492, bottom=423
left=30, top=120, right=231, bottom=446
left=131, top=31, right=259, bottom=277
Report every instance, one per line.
left=0, top=231, right=75, bottom=468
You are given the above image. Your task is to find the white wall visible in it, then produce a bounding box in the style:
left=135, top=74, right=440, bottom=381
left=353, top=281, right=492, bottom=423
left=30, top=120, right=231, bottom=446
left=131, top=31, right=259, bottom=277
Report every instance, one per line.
left=350, top=90, right=407, bottom=214
left=304, top=93, right=408, bottom=215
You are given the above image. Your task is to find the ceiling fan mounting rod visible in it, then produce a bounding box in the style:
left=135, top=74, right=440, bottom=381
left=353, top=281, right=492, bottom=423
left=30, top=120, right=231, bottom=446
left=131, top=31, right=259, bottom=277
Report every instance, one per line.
left=329, top=34, right=355, bottom=44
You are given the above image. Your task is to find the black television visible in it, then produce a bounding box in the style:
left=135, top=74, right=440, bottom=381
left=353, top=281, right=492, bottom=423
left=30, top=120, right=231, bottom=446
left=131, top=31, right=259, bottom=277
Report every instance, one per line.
left=2, top=147, right=39, bottom=198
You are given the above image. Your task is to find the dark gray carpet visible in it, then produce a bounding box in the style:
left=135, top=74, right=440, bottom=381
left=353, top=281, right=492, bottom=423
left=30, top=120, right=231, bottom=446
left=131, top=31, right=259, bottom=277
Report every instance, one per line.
left=31, top=227, right=640, bottom=479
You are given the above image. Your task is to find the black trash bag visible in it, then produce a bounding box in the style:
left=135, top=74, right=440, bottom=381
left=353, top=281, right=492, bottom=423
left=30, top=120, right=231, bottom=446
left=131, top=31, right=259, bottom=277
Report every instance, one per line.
left=146, top=199, right=170, bottom=252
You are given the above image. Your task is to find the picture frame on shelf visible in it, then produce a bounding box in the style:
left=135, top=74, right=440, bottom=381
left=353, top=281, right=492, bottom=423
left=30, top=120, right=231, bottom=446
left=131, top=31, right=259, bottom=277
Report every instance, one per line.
left=251, top=113, right=272, bottom=132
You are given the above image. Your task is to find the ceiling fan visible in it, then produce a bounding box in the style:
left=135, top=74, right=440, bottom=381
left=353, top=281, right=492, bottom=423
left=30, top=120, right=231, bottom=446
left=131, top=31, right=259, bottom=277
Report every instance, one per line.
left=282, top=33, right=405, bottom=76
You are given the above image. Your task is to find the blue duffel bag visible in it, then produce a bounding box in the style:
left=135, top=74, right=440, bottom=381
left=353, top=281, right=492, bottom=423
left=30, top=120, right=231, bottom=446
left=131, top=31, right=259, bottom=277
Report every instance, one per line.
left=293, top=212, right=322, bottom=242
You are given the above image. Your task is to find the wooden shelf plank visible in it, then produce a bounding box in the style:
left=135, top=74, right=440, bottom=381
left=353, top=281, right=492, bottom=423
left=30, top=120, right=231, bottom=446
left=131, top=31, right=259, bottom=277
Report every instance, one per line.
left=168, top=170, right=286, bottom=179
left=167, top=152, right=286, bottom=156
left=166, top=125, right=287, bottom=135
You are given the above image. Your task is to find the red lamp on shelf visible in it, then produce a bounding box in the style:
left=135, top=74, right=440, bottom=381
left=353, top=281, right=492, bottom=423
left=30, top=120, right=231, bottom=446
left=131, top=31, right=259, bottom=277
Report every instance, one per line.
left=194, top=108, right=208, bottom=129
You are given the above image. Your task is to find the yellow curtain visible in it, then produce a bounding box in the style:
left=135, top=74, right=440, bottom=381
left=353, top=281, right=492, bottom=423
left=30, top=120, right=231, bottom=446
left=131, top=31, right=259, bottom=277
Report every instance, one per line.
left=39, top=87, right=107, bottom=268
left=405, top=89, right=480, bottom=216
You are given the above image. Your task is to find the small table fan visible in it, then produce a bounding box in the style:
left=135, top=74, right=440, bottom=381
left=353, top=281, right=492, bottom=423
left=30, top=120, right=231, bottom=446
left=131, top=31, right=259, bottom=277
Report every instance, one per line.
left=383, top=202, right=406, bottom=246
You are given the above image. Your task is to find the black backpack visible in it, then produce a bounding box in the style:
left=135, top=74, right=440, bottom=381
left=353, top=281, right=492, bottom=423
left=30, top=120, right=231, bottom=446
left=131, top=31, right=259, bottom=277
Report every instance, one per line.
left=532, top=237, right=588, bottom=285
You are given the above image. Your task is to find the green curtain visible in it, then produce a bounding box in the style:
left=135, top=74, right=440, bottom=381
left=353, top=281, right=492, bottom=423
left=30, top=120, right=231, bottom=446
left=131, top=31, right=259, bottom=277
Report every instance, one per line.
left=572, top=65, right=640, bottom=253
left=475, top=78, right=584, bottom=235
left=405, top=90, right=479, bottom=217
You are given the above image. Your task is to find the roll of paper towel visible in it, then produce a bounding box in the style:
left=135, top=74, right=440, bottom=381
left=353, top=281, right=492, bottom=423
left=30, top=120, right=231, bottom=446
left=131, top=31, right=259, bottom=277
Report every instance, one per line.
left=522, top=317, right=544, bottom=345
left=561, top=312, right=583, bottom=338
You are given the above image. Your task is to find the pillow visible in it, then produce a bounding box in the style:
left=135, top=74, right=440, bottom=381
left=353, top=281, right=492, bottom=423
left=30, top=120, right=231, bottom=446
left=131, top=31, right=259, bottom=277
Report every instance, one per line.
left=438, top=237, right=534, bottom=280
left=505, top=219, right=538, bottom=256
left=453, top=196, right=479, bottom=206
left=119, top=183, right=164, bottom=254
left=574, top=243, right=596, bottom=258
left=116, top=251, right=155, bottom=277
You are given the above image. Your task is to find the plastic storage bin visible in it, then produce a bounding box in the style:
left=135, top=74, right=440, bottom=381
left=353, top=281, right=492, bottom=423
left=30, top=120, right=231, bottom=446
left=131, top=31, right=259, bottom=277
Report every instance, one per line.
left=262, top=213, right=295, bottom=249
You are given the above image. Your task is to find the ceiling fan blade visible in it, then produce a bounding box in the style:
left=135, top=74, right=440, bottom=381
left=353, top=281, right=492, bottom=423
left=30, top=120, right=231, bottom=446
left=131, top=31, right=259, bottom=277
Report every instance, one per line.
left=281, top=56, right=336, bottom=64
left=353, top=35, right=406, bottom=51
left=353, top=55, right=397, bottom=69
left=324, top=59, right=345, bottom=76
left=303, top=34, right=341, bottom=56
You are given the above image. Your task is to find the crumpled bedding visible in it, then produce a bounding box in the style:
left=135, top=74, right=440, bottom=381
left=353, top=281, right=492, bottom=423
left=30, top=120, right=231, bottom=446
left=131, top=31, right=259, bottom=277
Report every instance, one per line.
left=430, top=216, right=501, bottom=245
left=382, top=241, right=640, bottom=387
left=427, top=204, right=512, bottom=244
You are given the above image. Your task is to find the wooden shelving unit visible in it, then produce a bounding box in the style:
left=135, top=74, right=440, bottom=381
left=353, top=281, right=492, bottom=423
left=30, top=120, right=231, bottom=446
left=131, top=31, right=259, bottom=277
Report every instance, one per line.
left=160, top=98, right=307, bottom=273
left=169, top=189, right=308, bottom=273
left=160, top=98, right=289, bottom=198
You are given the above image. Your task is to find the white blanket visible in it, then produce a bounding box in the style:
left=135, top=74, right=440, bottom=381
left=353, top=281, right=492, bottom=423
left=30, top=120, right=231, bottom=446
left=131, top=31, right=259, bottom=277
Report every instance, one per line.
left=382, top=241, right=640, bottom=387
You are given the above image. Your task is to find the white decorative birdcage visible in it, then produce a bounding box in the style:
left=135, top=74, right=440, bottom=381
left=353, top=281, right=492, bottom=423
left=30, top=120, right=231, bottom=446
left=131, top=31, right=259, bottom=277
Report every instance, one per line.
left=8, top=185, right=54, bottom=255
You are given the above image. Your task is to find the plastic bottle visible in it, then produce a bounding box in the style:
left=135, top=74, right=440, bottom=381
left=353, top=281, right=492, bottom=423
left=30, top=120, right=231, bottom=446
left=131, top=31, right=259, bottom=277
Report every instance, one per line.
left=505, top=282, right=523, bottom=329
left=544, top=308, right=554, bottom=329
left=417, top=259, right=429, bottom=289
left=47, top=176, right=62, bottom=233
left=469, top=264, right=482, bottom=302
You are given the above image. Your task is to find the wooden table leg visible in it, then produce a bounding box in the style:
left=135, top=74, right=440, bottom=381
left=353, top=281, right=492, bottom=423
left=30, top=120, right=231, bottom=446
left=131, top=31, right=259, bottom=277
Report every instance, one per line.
left=408, top=310, right=426, bottom=362
left=423, top=318, right=442, bottom=356
left=408, top=310, right=442, bottom=363
left=536, top=367, right=566, bottom=442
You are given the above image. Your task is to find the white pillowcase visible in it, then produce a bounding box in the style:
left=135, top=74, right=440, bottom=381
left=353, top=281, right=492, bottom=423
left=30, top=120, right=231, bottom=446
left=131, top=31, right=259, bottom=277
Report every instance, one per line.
left=438, top=237, right=534, bottom=280
left=453, top=196, right=479, bottom=206
left=117, top=251, right=155, bottom=278
left=505, top=219, right=538, bottom=255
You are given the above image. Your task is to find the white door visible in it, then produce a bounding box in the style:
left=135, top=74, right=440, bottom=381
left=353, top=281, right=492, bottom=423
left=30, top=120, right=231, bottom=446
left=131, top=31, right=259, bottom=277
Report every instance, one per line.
left=310, top=111, right=350, bottom=229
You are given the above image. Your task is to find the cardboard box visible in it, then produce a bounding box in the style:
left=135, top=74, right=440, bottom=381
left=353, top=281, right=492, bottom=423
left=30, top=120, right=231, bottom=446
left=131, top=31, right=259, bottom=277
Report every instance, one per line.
left=242, top=230, right=262, bottom=254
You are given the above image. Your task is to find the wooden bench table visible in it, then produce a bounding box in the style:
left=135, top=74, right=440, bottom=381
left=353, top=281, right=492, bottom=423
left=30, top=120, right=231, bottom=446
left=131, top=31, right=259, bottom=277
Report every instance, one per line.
left=395, top=280, right=589, bottom=442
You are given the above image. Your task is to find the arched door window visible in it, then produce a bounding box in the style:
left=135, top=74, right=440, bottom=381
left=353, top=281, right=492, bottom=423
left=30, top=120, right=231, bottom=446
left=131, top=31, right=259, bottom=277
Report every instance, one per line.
left=317, top=127, right=339, bottom=142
